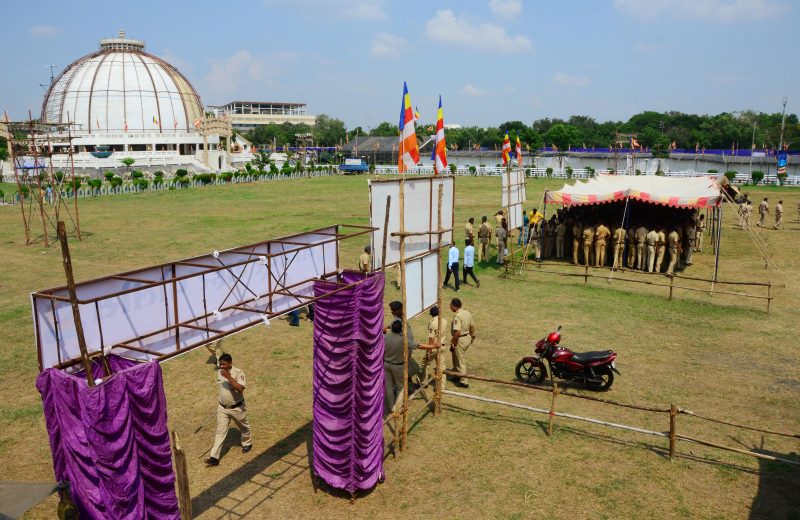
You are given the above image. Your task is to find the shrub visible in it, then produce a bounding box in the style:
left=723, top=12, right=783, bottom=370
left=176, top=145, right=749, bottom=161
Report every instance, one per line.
left=193, top=173, right=214, bottom=185
left=724, top=170, right=737, bottom=182
left=88, top=178, right=103, bottom=193
left=174, top=177, right=190, bottom=187
left=134, top=178, right=149, bottom=190
left=585, top=166, right=595, bottom=178
left=69, top=177, right=82, bottom=191
left=245, top=162, right=253, bottom=173
left=219, top=172, right=233, bottom=182
left=565, top=166, right=573, bottom=179
left=635, top=169, right=641, bottom=176
left=777, top=172, right=788, bottom=186
left=449, top=163, right=457, bottom=174
left=130, top=170, right=144, bottom=180
left=545, top=167, right=553, bottom=178
left=368, top=163, right=376, bottom=174
left=468, top=165, right=477, bottom=175
left=175, top=168, right=189, bottom=179
left=109, top=176, right=123, bottom=191
left=707, top=169, right=719, bottom=174
left=54, top=171, right=65, bottom=182
left=19, top=185, right=30, bottom=198
left=281, top=162, right=293, bottom=176
left=269, top=163, right=279, bottom=175
left=104, top=171, right=115, bottom=182
left=655, top=170, right=665, bottom=176
left=0, top=188, right=4, bottom=199
left=751, top=170, right=764, bottom=185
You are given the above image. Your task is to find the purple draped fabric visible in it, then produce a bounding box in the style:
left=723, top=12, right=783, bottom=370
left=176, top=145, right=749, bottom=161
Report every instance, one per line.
left=35, top=355, right=179, bottom=519
left=312, top=271, right=385, bottom=493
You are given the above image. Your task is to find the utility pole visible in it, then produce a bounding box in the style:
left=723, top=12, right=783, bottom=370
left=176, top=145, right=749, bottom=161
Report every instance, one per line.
left=779, top=96, right=788, bottom=149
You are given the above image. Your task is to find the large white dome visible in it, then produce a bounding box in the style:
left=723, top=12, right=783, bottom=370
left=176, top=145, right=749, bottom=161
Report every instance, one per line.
left=42, top=31, right=204, bottom=134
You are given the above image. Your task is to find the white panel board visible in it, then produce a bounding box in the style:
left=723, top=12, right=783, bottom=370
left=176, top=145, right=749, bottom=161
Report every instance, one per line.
left=32, top=226, right=341, bottom=369
left=369, top=176, right=454, bottom=269
left=501, top=169, right=526, bottom=230
left=403, top=251, right=440, bottom=320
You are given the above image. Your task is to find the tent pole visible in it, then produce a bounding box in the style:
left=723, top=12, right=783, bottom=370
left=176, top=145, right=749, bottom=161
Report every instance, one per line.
left=57, top=221, right=95, bottom=386
left=608, top=196, right=630, bottom=282
left=711, top=203, right=722, bottom=294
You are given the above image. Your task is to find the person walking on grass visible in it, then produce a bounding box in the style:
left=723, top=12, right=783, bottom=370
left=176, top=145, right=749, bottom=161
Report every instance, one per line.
left=773, top=200, right=783, bottom=229
left=205, top=354, right=252, bottom=467
left=462, top=239, right=480, bottom=287
left=443, top=242, right=460, bottom=291
left=758, top=197, right=769, bottom=227
left=478, top=216, right=491, bottom=262
left=449, top=298, right=475, bottom=388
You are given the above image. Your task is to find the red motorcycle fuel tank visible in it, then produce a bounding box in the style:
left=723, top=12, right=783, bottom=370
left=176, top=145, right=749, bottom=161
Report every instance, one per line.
left=551, top=347, right=574, bottom=363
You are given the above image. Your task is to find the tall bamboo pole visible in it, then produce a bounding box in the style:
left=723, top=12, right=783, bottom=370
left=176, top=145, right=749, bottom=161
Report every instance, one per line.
left=57, top=221, right=94, bottom=386
left=434, top=184, right=444, bottom=416
left=380, top=196, right=391, bottom=272
left=399, top=178, right=409, bottom=451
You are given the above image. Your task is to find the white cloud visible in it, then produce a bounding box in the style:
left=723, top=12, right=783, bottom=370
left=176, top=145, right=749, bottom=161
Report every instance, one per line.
left=369, top=32, right=406, bottom=59
left=202, top=50, right=273, bottom=101
left=425, top=10, right=532, bottom=53
left=30, top=25, right=58, bottom=37
left=489, top=0, right=523, bottom=19
left=264, top=0, right=386, bottom=20
left=461, top=84, right=486, bottom=97
left=613, top=0, right=790, bottom=22
left=552, top=72, right=590, bottom=88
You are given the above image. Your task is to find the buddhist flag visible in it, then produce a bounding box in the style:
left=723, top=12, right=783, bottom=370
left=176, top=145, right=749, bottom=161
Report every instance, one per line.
left=124, top=120, right=128, bottom=132
left=515, top=134, right=523, bottom=167
left=501, top=133, right=511, bottom=166
left=414, top=106, right=421, bottom=122
left=431, top=95, right=447, bottom=175
left=193, top=118, right=202, bottom=129
left=397, top=82, right=420, bottom=173
left=174, top=119, right=178, bottom=129
left=631, top=137, right=640, bottom=149
left=153, top=115, right=159, bottom=127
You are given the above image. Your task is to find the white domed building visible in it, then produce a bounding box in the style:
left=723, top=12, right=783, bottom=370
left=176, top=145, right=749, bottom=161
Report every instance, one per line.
left=43, top=31, right=232, bottom=173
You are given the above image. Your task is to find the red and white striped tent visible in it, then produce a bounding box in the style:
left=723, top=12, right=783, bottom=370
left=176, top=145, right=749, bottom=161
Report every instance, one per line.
left=544, top=174, right=722, bottom=208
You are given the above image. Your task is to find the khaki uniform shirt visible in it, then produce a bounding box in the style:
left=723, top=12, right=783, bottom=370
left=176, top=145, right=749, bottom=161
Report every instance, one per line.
left=595, top=224, right=610, bottom=243
left=582, top=226, right=595, bottom=245
left=759, top=201, right=768, bottom=215
left=478, top=222, right=492, bottom=240
left=646, top=229, right=658, bottom=246
left=776, top=203, right=783, bottom=216
left=465, top=222, right=474, bottom=240
left=494, top=214, right=504, bottom=227
left=428, top=316, right=449, bottom=347
left=452, top=309, right=474, bottom=349
left=627, top=228, right=636, bottom=244
left=359, top=252, right=370, bottom=271
left=218, top=366, right=246, bottom=406
left=657, top=230, right=666, bottom=247
left=556, top=222, right=567, bottom=237
left=668, top=230, right=680, bottom=249
left=612, top=227, right=625, bottom=245
left=572, top=224, right=582, bottom=241
left=635, top=226, right=648, bottom=244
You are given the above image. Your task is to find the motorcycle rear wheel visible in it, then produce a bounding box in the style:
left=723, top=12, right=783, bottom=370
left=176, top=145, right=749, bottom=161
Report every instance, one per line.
left=586, top=365, right=614, bottom=391
left=515, top=359, right=546, bottom=385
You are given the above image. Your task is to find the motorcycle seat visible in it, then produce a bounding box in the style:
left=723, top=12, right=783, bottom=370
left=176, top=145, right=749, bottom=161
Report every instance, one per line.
left=570, top=350, right=613, bottom=363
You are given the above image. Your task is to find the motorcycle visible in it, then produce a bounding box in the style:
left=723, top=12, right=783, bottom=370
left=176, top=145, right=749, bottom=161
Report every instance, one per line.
left=515, top=326, right=620, bottom=391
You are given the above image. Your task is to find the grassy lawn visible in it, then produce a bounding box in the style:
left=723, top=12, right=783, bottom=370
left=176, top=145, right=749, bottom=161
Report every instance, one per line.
left=0, top=175, right=798, bottom=519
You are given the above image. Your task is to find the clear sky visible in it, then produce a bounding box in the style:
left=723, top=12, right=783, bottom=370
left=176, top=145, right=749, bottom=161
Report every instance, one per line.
left=2, top=0, right=798, bottom=129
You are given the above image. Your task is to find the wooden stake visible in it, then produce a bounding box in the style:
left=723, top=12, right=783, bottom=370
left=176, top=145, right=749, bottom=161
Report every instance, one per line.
left=57, top=221, right=94, bottom=386
left=766, top=283, right=771, bottom=314
left=547, top=381, right=559, bottom=436
left=584, top=265, right=589, bottom=286
left=380, top=195, right=391, bottom=272
left=392, top=412, right=399, bottom=459
left=434, top=184, right=444, bottom=417
left=171, top=430, right=192, bottom=520
left=668, top=274, right=674, bottom=300
left=669, top=403, right=677, bottom=460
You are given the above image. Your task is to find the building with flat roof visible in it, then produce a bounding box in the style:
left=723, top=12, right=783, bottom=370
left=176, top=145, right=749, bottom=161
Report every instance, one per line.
left=208, top=101, right=316, bottom=132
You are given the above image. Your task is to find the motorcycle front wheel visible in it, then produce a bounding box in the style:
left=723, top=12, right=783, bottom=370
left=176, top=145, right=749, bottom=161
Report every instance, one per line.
left=515, top=359, right=546, bottom=385
left=586, top=365, right=614, bottom=391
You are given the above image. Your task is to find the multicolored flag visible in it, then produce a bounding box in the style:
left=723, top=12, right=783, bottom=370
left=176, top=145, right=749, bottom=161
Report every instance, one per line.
left=397, top=82, right=420, bottom=173
left=777, top=150, right=788, bottom=175
left=153, top=115, right=159, bottom=127
left=431, top=95, right=447, bottom=175
left=501, top=133, right=511, bottom=166
left=193, top=118, right=202, bottom=129
left=414, top=106, right=421, bottom=122
left=515, top=134, right=523, bottom=167
left=631, top=137, right=641, bottom=149
left=124, top=120, right=128, bottom=132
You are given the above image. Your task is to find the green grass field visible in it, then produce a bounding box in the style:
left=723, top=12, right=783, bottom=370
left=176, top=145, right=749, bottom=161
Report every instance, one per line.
left=1, top=175, right=798, bottom=519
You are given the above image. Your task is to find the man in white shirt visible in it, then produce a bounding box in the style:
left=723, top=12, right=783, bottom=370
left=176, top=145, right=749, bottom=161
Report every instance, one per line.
left=462, top=239, right=480, bottom=288
left=442, top=243, right=460, bottom=291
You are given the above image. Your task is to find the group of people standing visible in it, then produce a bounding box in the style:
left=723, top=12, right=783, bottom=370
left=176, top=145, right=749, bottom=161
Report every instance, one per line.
left=738, top=195, right=784, bottom=230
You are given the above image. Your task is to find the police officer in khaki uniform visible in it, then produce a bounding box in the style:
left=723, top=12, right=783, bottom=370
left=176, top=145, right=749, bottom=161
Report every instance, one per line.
left=626, top=227, right=637, bottom=268
left=645, top=227, right=658, bottom=272
left=205, top=353, right=252, bottom=466
left=359, top=245, right=371, bottom=274
left=571, top=220, right=582, bottom=265
left=757, top=197, right=769, bottom=227
left=478, top=216, right=492, bottom=262
left=529, top=221, right=542, bottom=262
left=612, top=226, right=626, bottom=269
left=449, top=298, right=475, bottom=388
left=666, top=227, right=681, bottom=275
left=383, top=320, right=406, bottom=413
left=635, top=224, right=648, bottom=270
left=594, top=222, right=610, bottom=267
left=694, top=215, right=705, bottom=252
left=555, top=219, right=567, bottom=259
left=582, top=222, right=595, bottom=267
left=655, top=228, right=667, bottom=273
left=773, top=200, right=783, bottom=229
left=423, top=305, right=448, bottom=390
left=465, top=217, right=475, bottom=243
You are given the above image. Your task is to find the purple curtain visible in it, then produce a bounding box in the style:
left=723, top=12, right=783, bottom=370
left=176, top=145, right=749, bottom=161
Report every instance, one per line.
left=312, top=271, right=385, bottom=494
left=35, top=355, right=179, bottom=519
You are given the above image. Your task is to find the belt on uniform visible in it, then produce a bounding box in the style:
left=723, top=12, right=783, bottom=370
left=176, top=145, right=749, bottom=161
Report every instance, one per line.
left=384, top=359, right=403, bottom=366
left=219, top=401, right=243, bottom=409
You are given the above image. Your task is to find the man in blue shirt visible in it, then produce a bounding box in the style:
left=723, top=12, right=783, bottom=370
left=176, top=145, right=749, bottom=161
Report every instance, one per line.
left=442, top=243, right=460, bottom=291
left=518, top=210, right=530, bottom=246
left=462, top=239, right=480, bottom=288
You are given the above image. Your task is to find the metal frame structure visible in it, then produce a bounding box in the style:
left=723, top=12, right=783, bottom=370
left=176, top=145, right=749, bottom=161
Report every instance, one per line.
left=1, top=112, right=82, bottom=246
left=32, top=224, right=374, bottom=373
